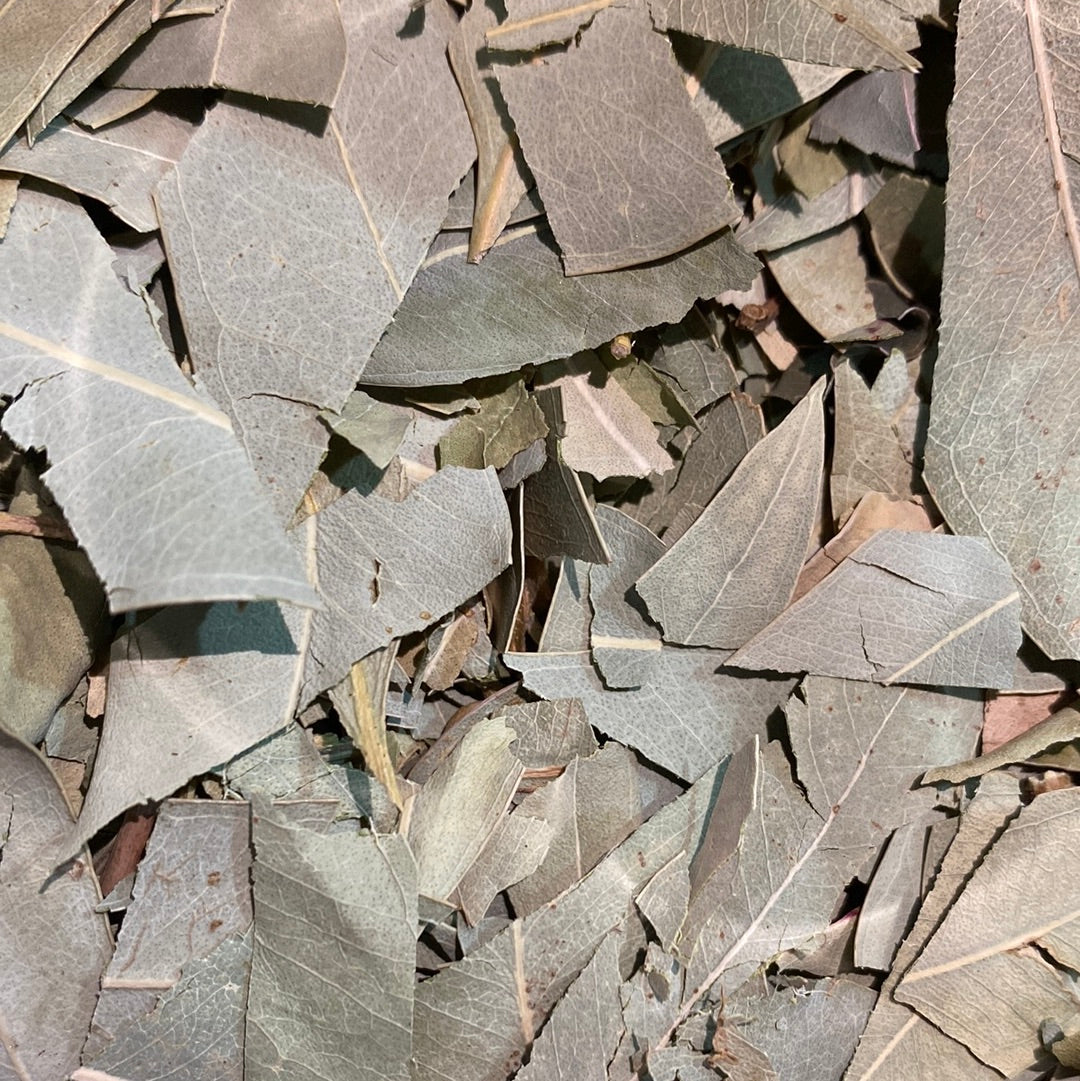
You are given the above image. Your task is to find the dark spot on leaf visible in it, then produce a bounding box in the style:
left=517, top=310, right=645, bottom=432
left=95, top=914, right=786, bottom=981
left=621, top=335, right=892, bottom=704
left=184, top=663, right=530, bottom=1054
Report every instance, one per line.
left=209, top=918, right=223, bottom=932
left=207, top=871, right=222, bottom=886
left=1030, top=559, right=1042, bottom=573
left=833, top=10, right=847, bottom=20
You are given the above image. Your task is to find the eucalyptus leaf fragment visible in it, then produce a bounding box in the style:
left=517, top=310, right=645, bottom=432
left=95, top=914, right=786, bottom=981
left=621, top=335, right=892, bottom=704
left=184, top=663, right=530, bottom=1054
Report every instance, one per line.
left=406, top=715, right=523, bottom=903
left=447, top=0, right=532, bottom=262
left=363, top=225, right=760, bottom=387
left=410, top=760, right=723, bottom=1081
left=109, top=0, right=347, bottom=107
left=301, top=465, right=513, bottom=702
left=673, top=678, right=979, bottom=1022
left=924, top=0, right=1080, bottom=662
left=0, top=186, right=316, bottom=611
left=728, top=530, right=1023, bottom=689
left=637, top=381, right=825, bottom=648
left=515, top=934, right=624, bottom=1081
left=843, top=773, right=1020, bottom=1081
left=494, top=5, right=738, bottom=275
left=71, top=591, right=312, bottom=854
left=0, top=0, right=122, bottom=148
left=646, top=0, right=917, bottom=70
left=896, top=786, right=1080, bottom=1075
left=321, top=390, right=410, bottom=470
left=589, top=505, right=665, bottom=688
left=247, top=804, right=416, bottom=1081
left=0, top=731, right=112, bottom=1081
left=506, top=646, right=793, bottom=782
left=0, top=105, right=195, bottom=232
left=438, top=376, right=548, bottom=470
left=157, top=0, right=473, bottom=517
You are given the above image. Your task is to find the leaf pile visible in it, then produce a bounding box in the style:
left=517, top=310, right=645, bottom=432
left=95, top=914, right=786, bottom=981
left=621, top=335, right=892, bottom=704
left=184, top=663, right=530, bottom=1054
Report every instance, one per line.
left=2, top=1, right=1080, bottom=1079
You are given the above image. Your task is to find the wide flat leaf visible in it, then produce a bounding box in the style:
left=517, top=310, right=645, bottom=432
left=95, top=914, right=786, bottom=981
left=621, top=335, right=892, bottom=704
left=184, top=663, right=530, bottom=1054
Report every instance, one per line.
left=0, top=732, right=112, bottom=1081
left=410, top=761, right=721, bottom=1081
left=362, top=225, right=760, bottom=387
left=0, top=0, right=123, bottom=148
left=515, top=933, right=624, bottom=1081
left=157, top=0, right=472, bottom=517
left=300, top=466, right=513, bottom=702
left=247, top=804, right=416, bottom=1081
left=406, top=715, right=523, bottom=903
left=109, top=0, right=347, bottom=107
left=646, top=0, right=916, bottom=70
left=72, top=580, right=314, bottom=852
left=0, top=107, right=195, bottom=232
left=728, top=530, right=1023, bottom=689
left=438, top=376, right=548, bottom=471
left=506, top=646, right=793, bottom=782
left=0, top=187, right=316, bottom=610
left=924, top=0, right=1080, bottom=661
left=670, top=678, right=980, bottom=1030
left=637, top=381, right=825, bottom=648
left=82, top=931, right=250, bottom=1081
left=831, top=358, right=915, bottom=523
left=650, top=311, right=741, bottom=416
left=495, top=5, right=737, bottom=274
left=508, top=743, right=646, bottom=917
left=552, top=355, right=675, bottom=481
left=86, top=800, right=251, bottom=1069
left=896, top=786, right=1080, bottom=1075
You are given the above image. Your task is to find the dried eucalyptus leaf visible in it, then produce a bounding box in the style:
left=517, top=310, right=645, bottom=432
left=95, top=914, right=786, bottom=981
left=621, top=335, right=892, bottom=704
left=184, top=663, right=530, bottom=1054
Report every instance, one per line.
left=637, top=381, right=824, bottom=649
left=0, top=187, right=316, bottom=611
left=363, top=225, right=760, bottom=387
left=494, top=5, right=738, bottom=275
left=729, top=531, right=1023, bottom=689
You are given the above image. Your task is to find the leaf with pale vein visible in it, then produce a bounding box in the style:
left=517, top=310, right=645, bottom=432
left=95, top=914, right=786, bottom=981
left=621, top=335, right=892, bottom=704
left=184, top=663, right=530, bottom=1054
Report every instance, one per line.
left=447, top=0, right=532, bottom=262
left=362, top=225, right=760, bottom=387
left=896, top=786, right=1080, bottom=1075
left=108, top=0, right=346, bottom=107
left=25, top=0, right=182, bottom=141
left=843, top=773, right=1020, bottom=1081
left=301, top=466, right=512, bottom=703
left=515, top=934, right=624, bottom=1081
left=82, top=931, right=250, bottom=1081
left=646, top=0, right=916, bottom=70
left=637, top=381, right=824, bottom=648
left=410, top=761, right=722, bottom=1081
left=0, top=731, right=112, bottom=1081
left=495, top=5, right=738, bottom=275
left=728, top=530, right=1022, bottom=689
left=406, top=716, right=523, bottom=903
left=71, top=581, right=314, bottom=853
left=923, top=0, right=1080, bottom=661
left=672, top=679, right=980, bottom=1026
left=157, top=0, right=472, bottom=517
left=508, top=743, right=645, bottom=917
left=0, top=187, right=315, bottom=611
left=0, top=0, right=123, bottom=148
left=589, top=505, right=665, bottom=688
left=506, top=647, right=793, bottom=782
left=246, top=805, right=416, bottom=1081
left=0, top=108, right=195, bottom=232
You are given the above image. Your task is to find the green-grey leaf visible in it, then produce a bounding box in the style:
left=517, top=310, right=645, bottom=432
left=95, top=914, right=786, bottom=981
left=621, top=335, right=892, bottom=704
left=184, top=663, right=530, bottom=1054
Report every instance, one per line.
left=301, top=466, right=513, bottom=703
left=247, top=806, right=416, bottom=1081
left=494, top=5, right=738, bottom=275
left=0, top=731, right=112, bottom=1080
left=505, top=646, right=793, bottom=782
left=895, top=786, right=1080, bottom=1076
left=924, top=0, right=1080, bottom=661
left=0, top=187, right=317, bottom=611
left=637, top=381, right=825, bottom=648
left=728, top=530, right=1023, bottom=689
left=411, top=761, right=722, bottom=1081
left=363, top=225, right=760, bottom=387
